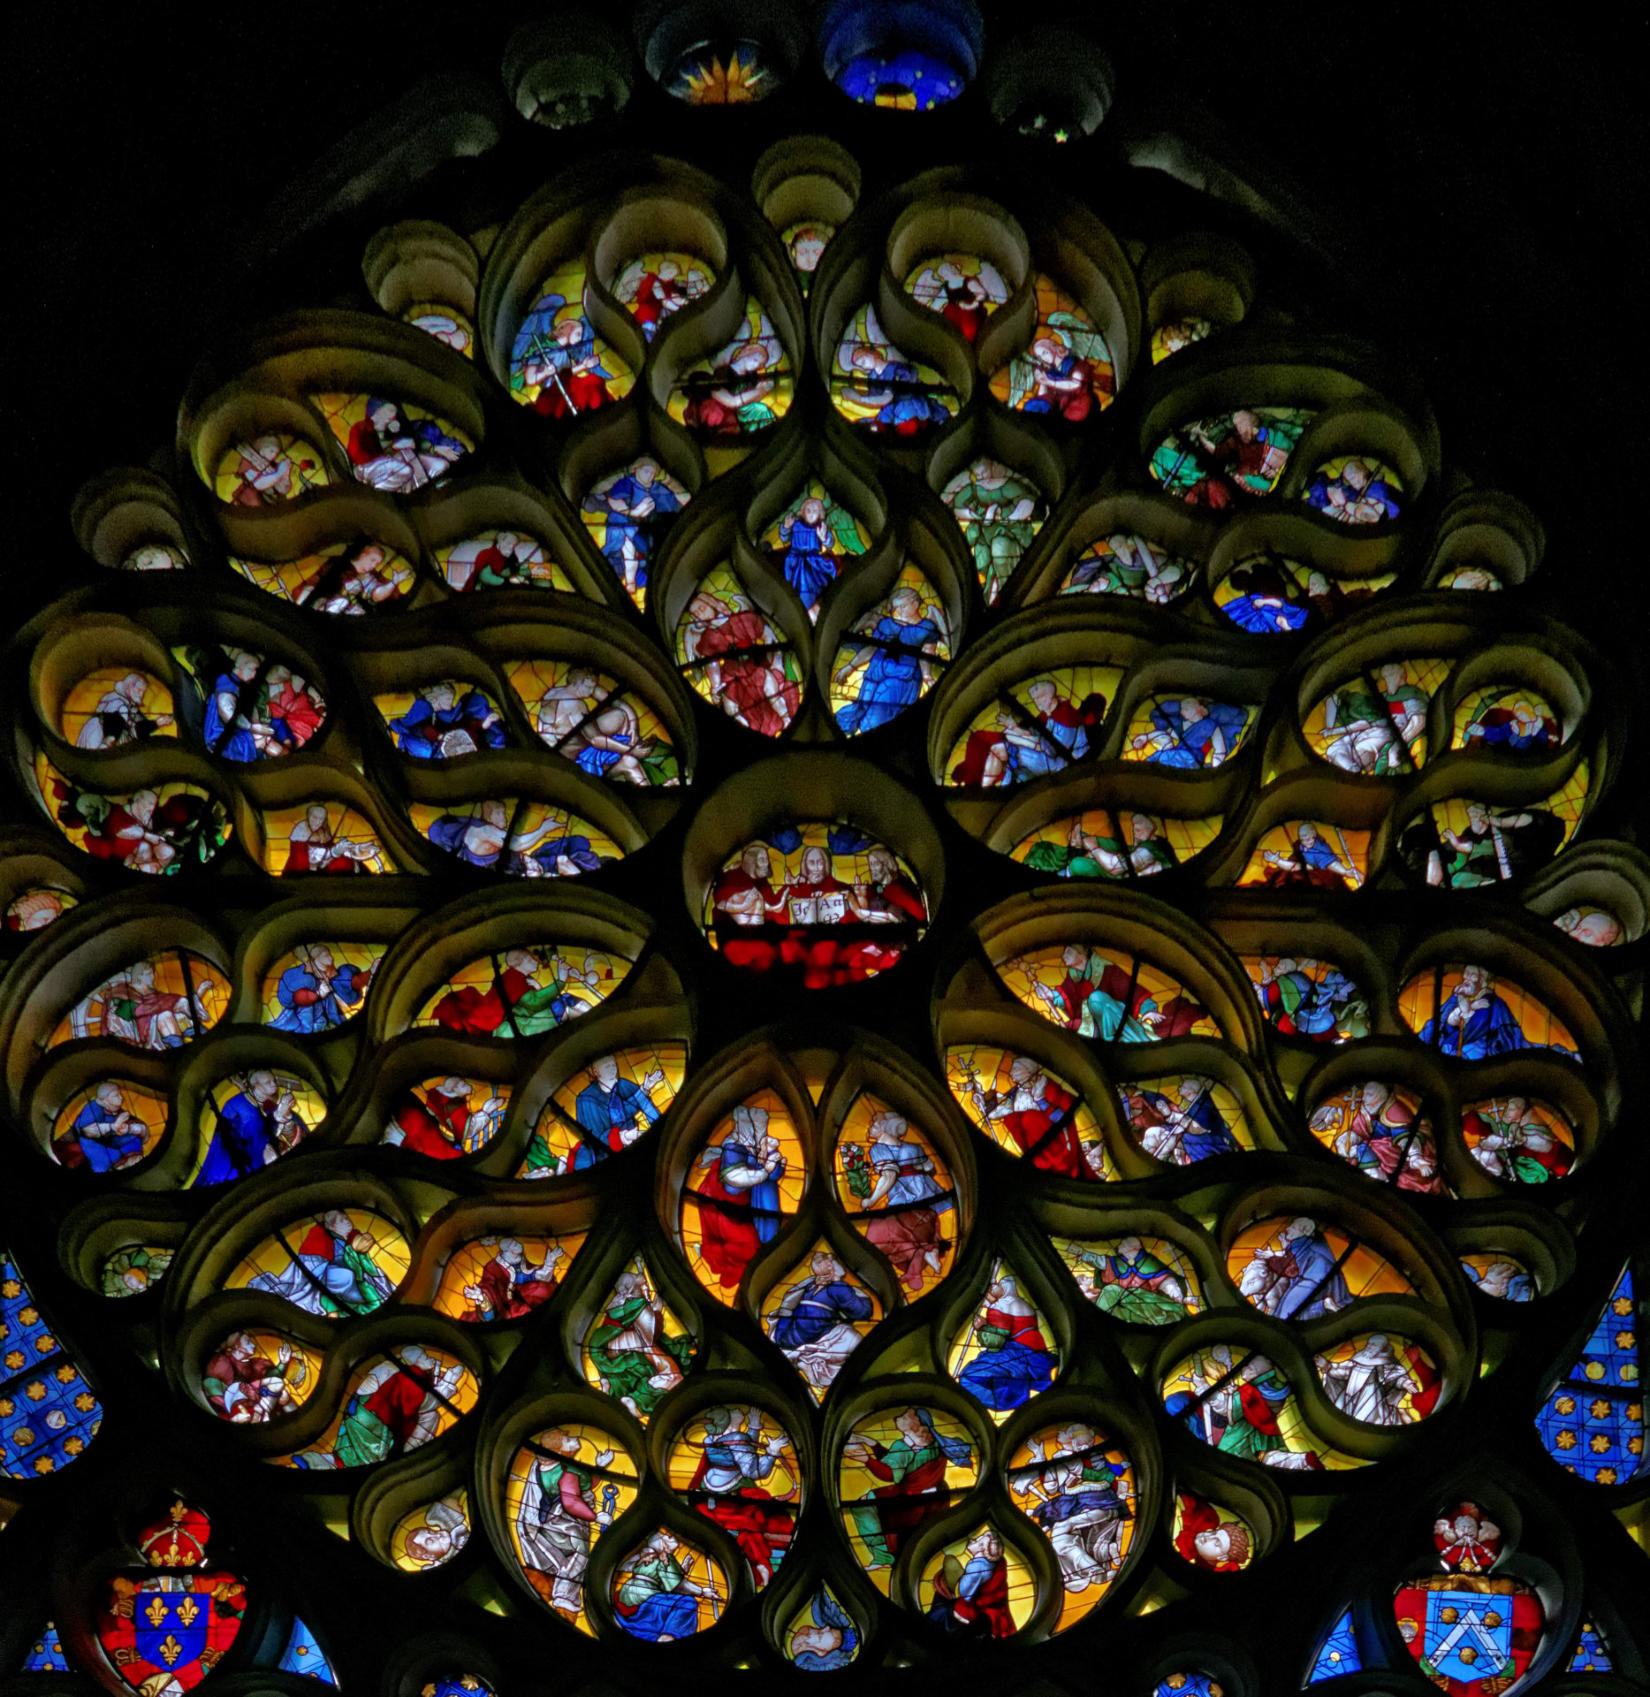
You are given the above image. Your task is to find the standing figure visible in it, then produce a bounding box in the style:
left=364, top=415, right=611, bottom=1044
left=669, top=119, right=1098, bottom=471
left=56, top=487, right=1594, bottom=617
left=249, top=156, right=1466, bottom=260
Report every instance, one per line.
left=584, top=462, right=684, bottom=599
left=945, top=460, right=1042, bottom=603
left=690, top=1104, right=788, bottom=1291
left=516, top=1429, right=613, bottom=1616
left=776, top=495, right=840, bottom=613
left=1315, top=1334, right=1421, bottom=1426
left=847, top=1111, right=951, bottom=1292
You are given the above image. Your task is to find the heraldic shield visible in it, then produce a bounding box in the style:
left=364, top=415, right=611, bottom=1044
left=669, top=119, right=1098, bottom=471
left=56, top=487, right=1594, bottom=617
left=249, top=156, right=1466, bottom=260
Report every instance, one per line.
left=96, top=1499, right=247, bottom=1691
left=101, top=1573, right=246, bottom=1690
left=1393, top=1573, right=1543, bottom=1696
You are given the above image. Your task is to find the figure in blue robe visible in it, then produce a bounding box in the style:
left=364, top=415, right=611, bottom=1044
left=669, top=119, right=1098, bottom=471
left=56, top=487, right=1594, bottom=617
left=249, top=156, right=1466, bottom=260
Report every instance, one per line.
left=68, top=1089, right=148, bottom=1173
left=1139, top=1085, right=1238, bottom=1162
left=203, top=663, right=260, bottom=761
left=850, top=352, right=951, bottom=434
left=587, top=466, right=683, bottom=591
left=571, top=1058, right=666, bottom=1167
left=1417, top=967, right=1538, bottom=1059
left=506, top=834, right=604, bottom=877
left=765, top=1261, right=875, bottom=1357
left=387, top=684, right=504, bottom=758
left=955, top=1274, right=1057, bottom=1412
left=1144, top=697, right=1249, bottom=768
left=778, top=502, right=837, bottom=611
left=1267, top=1219, right=1351, bottom=1320
left=834, top=594, right=944, bottom=734
left=268, top=950, right=371, bottom=1033
left=194, top=1073, right=296, bottom=1185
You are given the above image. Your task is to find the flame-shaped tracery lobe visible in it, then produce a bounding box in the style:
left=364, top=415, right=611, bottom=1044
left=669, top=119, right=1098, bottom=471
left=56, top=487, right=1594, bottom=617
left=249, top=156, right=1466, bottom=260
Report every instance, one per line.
left=680, top=1090, right=805, bottom=1299
left=414, top=946, right=628, bottom=1036
left=505, top=1423, right=637, bottom=1633
left=996, top=944, right=1221, bottom=1044
left=223, top=1209, right=411, bottom=1319
left=947, top=1046, right=1117, bottom=1180
left=838, top=1404, right=978, bottom=1593
left=666, top=1403, right=800, bottom=1587
left=832, top=1092, right=956, bottom=1296
left=948, top=1258, right=1060, bottom=1420
left=580, top=1257, right=695, bottom=1422
left=1004, top=1419, right=1137, bottom=1630
left=760, top=1239, right=882, bottom=1399
left=277, top=1346, right=478, bottom=1469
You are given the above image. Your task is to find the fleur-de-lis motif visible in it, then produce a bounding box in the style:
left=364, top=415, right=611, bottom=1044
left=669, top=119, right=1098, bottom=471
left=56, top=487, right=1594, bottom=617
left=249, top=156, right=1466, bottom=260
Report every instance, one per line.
left=157, top=1634, right=184, bottom=1666
left=175, top=1598, right=200, bottom=1626
left=143, top=1596, right=168, bottom=1627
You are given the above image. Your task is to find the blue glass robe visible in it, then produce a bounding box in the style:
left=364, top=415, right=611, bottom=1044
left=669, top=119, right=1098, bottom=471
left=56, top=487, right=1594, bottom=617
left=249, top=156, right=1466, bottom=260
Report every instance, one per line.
left=269, top=962, right=370, bottom=1033
left=195, top=1090, right=280, bottom=1186
left=766, top=1278, right=874, bottom=1350
left=779, top=514, right=836, bottom=609
left=204, top=672, right=258, bottom=761
left=1419, top=991, right=1530, bottom=1059
left=836, top=615, right=943, bottom=733
left=571, top=1076, right=661, bottom=1166
left=1272, top=1231, right=1350, bottom=1319
left=71, top=1100, right=147, bottom=1173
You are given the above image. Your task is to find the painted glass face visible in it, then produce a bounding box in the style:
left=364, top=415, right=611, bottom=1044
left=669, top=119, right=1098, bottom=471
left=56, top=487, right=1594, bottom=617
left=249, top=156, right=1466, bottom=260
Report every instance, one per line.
left=989, top=275, right=1115, bottom=420
left=509, top=261, right=635, bottom=416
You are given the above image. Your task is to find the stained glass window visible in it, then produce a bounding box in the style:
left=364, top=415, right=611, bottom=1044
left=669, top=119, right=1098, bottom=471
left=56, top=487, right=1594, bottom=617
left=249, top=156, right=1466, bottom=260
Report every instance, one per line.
left=5, top=13, right=1645, bottom=1697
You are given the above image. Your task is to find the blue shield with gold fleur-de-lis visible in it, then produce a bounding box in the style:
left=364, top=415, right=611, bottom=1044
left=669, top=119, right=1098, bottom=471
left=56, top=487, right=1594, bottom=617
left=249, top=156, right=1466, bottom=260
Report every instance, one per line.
left=130, top=1580, right=210, bottom=1679
left=1423, top=1586, right=1513, bottom=1687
